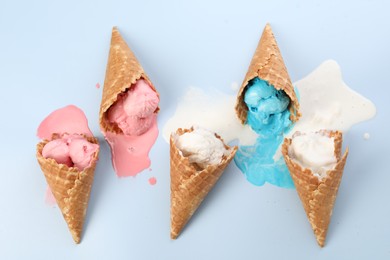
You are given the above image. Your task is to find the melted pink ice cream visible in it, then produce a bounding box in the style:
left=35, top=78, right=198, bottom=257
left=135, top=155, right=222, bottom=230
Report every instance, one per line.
left=107, top=79, right=159, bottom=136
left=104, top=79, right=160, bottom=177
left=105, top=116, right=158, bottom=177
left=37, top=105, right=93, bottom=139
left=42, top=134, right=99, bottom=171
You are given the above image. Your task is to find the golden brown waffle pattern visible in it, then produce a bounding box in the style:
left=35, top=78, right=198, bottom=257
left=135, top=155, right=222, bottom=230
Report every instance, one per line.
left=36, top=134, right=99, bottom=243
left=235, top=23, right=300, bottom=124
left=170, top=128, right=237, bottom=239
left=99, top=27, right=159, bottom=134
left=282, top=130, right=348, bottom=247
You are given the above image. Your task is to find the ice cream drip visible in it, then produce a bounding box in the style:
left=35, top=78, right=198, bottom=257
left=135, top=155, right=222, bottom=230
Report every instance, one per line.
left=234, top=77, right=295, bottom=188
left=104, top=79, right=159, bottom=177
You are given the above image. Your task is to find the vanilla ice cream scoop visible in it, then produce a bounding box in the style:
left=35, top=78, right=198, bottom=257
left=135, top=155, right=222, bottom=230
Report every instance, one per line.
left=42, top=134, right=99, bottom=171
left=174, top=127, right=230, bottom=169
left=288, top=131, right=337, bottom=179
left=107, top=79, right=159, bottom=136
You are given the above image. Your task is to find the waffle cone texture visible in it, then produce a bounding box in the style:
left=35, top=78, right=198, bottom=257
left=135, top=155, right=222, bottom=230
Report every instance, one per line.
left=99, top=27, right=159, bottom=134
left=282, top=130, right=348, bottom=247
left=235, top=23, right=300, bottom=124
left=36, top=134, right=99, bottom=243
left=170, top=128, right=237, bottom=239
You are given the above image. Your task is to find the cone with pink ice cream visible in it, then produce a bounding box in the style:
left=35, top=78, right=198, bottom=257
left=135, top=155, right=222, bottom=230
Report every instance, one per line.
left=36, top=133, right=99, bottom=243
left=99, top=27, right=160, bottom=135
left=235, top=23, right=300, bottom=124
left=98, top=27, right=160, bottom=177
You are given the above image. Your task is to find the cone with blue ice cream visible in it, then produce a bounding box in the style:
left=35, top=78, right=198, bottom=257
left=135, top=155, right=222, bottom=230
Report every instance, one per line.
left=235, top=23, right=300, bottom=124
left=282, top=130, right=348, bottom=247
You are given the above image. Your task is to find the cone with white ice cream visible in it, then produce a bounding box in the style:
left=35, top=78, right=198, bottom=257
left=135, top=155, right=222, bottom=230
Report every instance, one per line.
left=36, top=134, right=99, bottom=243
left=235, top=23, right=300, bottom=124
left=99, top=27, right=159, bottom=134
left=282, top=130, right=348, bottom=247
left=170, top=127, right=237, bottom=239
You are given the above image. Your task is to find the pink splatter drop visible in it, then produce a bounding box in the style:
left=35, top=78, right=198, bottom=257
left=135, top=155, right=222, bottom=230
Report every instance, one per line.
left=96, top=83, right=101, bottom=89
left=148, top=177, right=157, bottom=185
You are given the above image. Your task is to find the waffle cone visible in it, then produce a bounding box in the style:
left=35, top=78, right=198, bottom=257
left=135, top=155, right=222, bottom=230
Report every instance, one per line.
left=282, top=130, right=348, bottom=247
left=99, top=27, right=159, bottom=134
left=170, top=128, right=237, bottom=239
left=235, top=23, right=300, bottom=124
left=36, top=134, right=99, bottom=243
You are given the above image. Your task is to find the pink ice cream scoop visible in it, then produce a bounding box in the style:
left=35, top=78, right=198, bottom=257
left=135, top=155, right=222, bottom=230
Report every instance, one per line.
left=107, top=79, right=159, bottom=136
left=42, top=134, right=99, bottom=171
left=65, top=135, right=99, bottom=170
left=122, top=80, right=159, bottom=117
left=42, top=139, right=73, bottom=167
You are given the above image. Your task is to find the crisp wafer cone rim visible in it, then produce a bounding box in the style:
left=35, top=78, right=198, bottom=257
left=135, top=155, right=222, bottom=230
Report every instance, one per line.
left=283, top=130, right=347, bottom=179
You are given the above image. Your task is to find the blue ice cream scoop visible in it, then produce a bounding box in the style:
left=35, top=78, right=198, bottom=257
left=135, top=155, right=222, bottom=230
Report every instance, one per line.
left=244, top=78, right=291, bottom=137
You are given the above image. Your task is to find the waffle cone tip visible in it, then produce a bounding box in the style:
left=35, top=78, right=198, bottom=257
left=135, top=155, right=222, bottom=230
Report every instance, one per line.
left=72, top=232, right=81, bottom=244
left=170, top=231, right=178, bottom=240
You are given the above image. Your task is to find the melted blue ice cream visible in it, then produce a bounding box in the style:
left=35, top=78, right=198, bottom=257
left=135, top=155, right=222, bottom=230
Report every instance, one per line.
left=234, top=77, right=294, bottom=188
left=245, top=78, right=292, bottom=137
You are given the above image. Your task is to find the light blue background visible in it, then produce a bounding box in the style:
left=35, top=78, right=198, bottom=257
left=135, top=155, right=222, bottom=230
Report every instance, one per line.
left=0, top=0, right=388, bottom=259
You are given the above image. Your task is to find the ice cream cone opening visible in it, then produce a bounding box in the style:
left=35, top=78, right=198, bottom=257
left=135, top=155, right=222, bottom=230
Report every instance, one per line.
left=237, top=75, right=299, bottom=126
left=39, top=133, right=99, bottom=171
left=104, top=78, right=159, bottom=136
left=287, top=130, right=342, bottom=180
left=242, top=77, right=293, bottom=136
left=172, top=127, right=234, bottom=170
